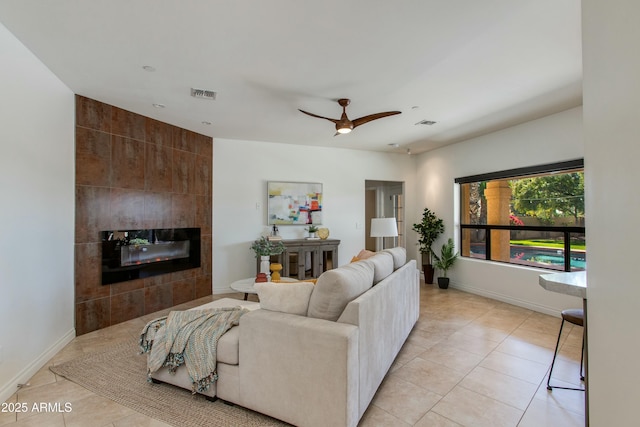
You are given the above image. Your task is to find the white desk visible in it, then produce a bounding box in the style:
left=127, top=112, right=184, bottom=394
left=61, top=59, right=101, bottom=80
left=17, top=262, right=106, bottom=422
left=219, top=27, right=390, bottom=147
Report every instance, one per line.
left=539, top=271, right=586, bottom=298
left=539, top=271, right=588, bottom=426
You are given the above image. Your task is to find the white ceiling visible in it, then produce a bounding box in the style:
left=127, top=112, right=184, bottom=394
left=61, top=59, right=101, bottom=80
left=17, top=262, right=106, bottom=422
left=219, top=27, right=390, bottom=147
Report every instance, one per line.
left=0, top=0, right=582, bottom=154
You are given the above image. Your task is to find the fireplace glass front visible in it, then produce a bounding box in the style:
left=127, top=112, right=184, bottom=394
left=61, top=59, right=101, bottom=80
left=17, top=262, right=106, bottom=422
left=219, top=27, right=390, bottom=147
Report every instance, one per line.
left=101, top=228, right=201, bottom=285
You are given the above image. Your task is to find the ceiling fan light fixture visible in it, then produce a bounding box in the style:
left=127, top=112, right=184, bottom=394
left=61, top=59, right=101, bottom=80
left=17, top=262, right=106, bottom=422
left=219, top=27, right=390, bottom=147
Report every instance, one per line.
left=336, top=115, right=354, bottom=134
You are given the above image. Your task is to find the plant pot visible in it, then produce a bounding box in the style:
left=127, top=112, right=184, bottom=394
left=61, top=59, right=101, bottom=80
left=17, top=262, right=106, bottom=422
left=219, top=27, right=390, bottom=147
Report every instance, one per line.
left=422, top=264, right=435, bottom=284
left=437, top=277, right=449, bottom=289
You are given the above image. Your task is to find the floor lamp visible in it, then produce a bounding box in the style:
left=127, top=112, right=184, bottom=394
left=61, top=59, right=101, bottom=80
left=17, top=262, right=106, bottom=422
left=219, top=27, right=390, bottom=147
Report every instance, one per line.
left=370, top=218, right=398, bottom=250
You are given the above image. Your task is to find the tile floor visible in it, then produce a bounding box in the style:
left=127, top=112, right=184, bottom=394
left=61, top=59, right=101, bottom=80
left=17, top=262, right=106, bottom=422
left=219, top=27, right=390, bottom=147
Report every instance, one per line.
left=1, top=283, right=585, bottom=427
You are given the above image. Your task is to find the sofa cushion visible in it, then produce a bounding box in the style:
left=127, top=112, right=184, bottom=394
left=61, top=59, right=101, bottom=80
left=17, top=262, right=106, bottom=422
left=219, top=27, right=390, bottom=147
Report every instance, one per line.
left=187, top=298, right=260, bottom=365
left=217, top=326, right=240, bottom=364
left=254, top=282, right=315, bottom=316
left=307, top=261, right=374, bottom=321
left=383, top=247, right=407, bottom=270
left=367, top=251, right=394, bottom=284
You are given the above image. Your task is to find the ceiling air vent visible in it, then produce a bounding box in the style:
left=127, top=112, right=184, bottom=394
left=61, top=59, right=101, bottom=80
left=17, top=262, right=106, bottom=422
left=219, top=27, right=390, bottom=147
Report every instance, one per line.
left=415, top=120, right=437, bottom=126
left=190, top=88, right=217, bottom=100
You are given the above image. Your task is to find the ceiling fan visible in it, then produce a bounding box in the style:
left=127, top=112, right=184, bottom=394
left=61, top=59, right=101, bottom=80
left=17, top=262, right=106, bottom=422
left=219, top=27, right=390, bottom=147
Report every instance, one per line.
left=298, top=99, right=401, bottom=135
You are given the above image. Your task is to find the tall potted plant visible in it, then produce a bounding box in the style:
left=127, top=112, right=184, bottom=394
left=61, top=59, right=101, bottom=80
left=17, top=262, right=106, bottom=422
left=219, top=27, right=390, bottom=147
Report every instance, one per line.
left=432, top=238, right=459, bottom=289
left=412, top=208, right=444, bottom=284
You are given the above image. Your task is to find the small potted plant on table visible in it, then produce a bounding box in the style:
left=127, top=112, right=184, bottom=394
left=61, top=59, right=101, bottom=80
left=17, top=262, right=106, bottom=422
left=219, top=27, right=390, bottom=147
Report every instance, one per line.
left=306, top=225, right=319, bottom=239
left=433, top=238, right=459, bottom=289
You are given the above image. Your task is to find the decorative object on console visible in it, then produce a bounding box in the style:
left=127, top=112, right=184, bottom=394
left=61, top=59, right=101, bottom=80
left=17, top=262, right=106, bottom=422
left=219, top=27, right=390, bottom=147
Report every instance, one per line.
left=267, top=181, right=322, bottom=225
left=412, top=208, right=444, bottom=284
left=260, top=256, right=271, bottom=280
left=317, top=227, right=330, bottom=240
left=432, top=238, right=459, bottom=289
left=268, top=224, right=282, bottom=240
left=255, top=273, right=268, bottom=283
left=306, top=225, right=319, bottom=239
left=270, top=263, right=283, bottom=281
left=370, top=217, right=398, bottom=249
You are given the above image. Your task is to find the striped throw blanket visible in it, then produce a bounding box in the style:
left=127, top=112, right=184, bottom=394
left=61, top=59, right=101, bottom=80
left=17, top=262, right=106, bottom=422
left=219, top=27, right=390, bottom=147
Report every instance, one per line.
left=140, top=307, right=248, bottom=393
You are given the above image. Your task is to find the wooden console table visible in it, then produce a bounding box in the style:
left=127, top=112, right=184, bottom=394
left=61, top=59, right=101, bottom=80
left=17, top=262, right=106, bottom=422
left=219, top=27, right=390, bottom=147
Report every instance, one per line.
left=256, top=239, right=340, bottom=280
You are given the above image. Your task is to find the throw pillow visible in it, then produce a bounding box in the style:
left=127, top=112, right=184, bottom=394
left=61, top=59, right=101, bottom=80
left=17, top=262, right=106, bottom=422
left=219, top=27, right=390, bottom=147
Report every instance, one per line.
left=356, top=249, right=376, bottom=259
left=254, top=282, right=315, bottom=316
left=351, top=249, right=378, bottom=263
left=307, top=261, right=375, bottom=321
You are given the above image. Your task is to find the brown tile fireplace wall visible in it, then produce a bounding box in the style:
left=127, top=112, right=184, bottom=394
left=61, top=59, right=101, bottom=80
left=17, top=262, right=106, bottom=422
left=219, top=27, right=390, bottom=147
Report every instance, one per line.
left=74, top=95, right=213, bottom=335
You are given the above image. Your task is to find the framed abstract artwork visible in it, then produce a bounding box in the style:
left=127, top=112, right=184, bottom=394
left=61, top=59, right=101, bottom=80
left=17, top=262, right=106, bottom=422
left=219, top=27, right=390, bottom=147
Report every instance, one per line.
left=268, top=181, right=323, bottom=225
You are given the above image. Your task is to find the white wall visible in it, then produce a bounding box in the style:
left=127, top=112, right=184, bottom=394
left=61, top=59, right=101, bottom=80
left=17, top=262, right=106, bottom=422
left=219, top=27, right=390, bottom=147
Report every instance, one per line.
left=0, top=23, right=75, bottom=402
left=212, top=139, right=417, bottom=293
left=415, top=107, right=584, bottom=315
left=582, top=0, right=640, bottom=423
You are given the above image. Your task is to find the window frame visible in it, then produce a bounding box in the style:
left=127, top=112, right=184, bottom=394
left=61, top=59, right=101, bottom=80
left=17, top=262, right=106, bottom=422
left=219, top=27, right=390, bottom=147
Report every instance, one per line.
left=456, top=159, right=585, bottom=272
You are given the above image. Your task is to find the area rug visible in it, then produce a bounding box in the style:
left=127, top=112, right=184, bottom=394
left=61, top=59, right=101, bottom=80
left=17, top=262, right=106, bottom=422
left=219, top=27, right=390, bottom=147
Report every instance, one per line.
left=50, top=341, right=289, bottom=427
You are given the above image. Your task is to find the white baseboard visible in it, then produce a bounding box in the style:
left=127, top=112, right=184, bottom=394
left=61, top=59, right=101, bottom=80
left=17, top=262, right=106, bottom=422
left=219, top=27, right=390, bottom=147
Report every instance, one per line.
left=213, top=286, right=233, bottom=295
left=0, top=328, right=76, bottom=404
left=450, top=282, right=563, bottom=318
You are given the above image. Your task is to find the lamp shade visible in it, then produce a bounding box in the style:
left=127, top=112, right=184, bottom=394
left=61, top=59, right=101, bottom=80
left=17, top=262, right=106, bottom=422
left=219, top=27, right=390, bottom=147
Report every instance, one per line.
left=370, top=218, right=398, bottom=237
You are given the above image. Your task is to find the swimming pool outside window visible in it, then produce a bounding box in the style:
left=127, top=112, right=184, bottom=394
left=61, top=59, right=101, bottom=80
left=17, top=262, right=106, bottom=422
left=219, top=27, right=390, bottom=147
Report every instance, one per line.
left=456, top=160, right=585, bottom=272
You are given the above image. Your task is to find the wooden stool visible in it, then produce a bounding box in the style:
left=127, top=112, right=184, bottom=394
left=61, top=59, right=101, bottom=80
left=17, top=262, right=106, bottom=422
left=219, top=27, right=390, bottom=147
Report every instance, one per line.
left=547, top=308, right=585, bottom=391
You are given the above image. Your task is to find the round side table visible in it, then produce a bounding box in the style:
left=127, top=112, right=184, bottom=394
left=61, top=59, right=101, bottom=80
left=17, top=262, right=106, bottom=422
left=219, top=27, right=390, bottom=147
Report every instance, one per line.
left=229, top=277, right=297, bottom=300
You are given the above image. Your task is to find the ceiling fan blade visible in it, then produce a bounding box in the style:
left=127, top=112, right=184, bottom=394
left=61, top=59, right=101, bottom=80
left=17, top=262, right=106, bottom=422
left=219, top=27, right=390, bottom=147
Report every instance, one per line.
left=352, top=111, right=401, bottom=128
left=298, top=109, right=339, bottom=124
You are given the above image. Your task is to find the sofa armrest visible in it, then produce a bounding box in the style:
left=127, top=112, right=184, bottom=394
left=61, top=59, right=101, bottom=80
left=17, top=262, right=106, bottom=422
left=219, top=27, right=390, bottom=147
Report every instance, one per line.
left=337, top=259, right=420, bottom=418
left=237, top=309, right=359, bottom=427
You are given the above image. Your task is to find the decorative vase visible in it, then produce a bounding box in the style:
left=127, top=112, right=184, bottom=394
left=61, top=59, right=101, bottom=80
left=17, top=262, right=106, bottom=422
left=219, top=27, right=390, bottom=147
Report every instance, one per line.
left=260, top=255, right=271, bottom=281
left=317, top=228, right=330, bottom=240
left=270, top=263, right=283, bottom=281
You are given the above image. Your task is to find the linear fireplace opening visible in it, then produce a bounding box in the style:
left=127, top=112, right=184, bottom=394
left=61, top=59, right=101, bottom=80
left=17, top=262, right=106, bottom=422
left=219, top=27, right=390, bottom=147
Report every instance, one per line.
left=101, top=228, right=201, bottom=285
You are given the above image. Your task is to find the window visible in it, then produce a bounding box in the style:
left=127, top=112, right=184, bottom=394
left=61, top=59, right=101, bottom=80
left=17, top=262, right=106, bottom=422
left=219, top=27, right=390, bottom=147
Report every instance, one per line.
left=456, top=160, right=585, bottom=272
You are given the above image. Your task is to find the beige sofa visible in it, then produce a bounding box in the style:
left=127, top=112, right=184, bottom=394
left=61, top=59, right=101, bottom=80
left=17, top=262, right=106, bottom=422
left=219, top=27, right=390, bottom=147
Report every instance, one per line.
left=149, top=247, right=420, bottom=427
